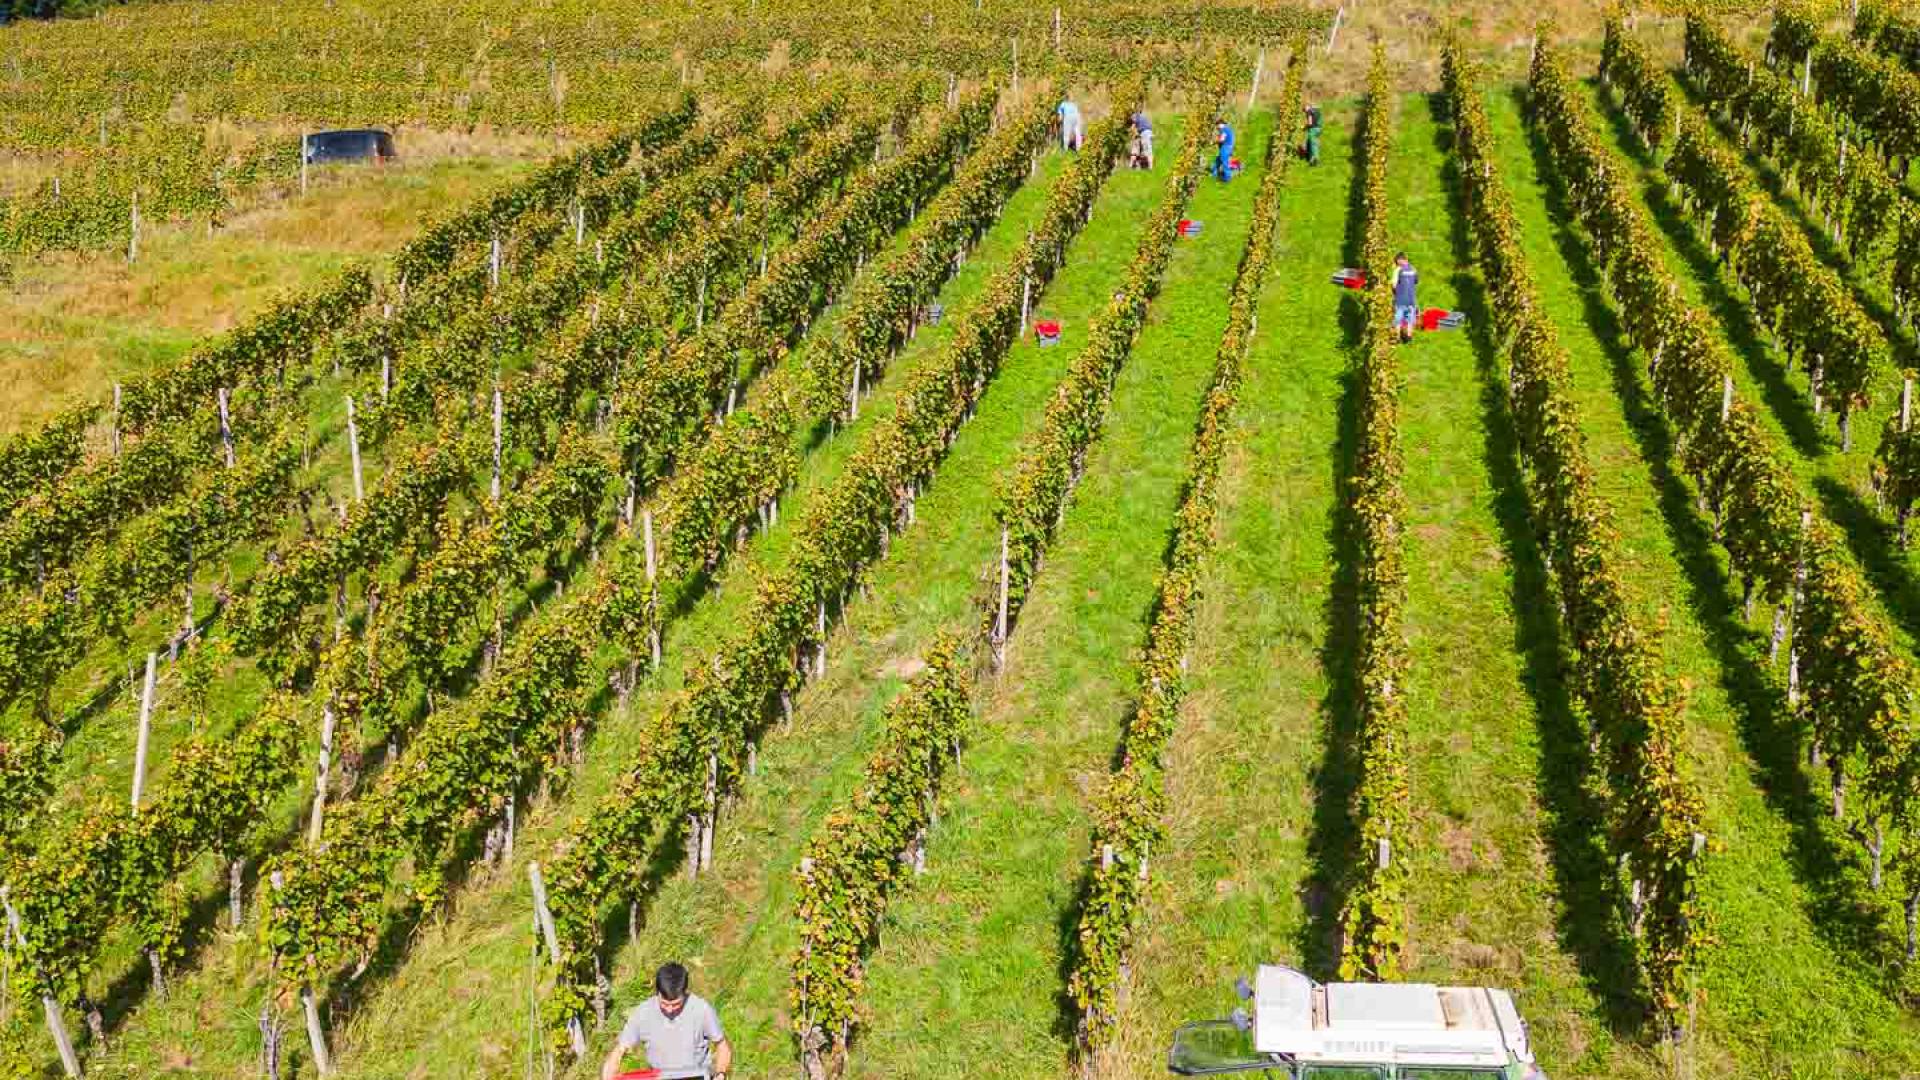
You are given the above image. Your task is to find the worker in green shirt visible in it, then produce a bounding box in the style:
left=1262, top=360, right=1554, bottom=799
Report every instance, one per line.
left=1303, top=103, right=1323, bottom=167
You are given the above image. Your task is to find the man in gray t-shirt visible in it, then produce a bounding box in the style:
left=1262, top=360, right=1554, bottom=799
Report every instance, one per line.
left=600, top=963, right=732, bottom=1080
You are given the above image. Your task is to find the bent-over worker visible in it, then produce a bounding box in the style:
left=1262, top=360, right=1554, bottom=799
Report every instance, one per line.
left=1058, top=97, right=1085, bottom=151
left=1131, top=109, right=1154, bottom=168
left=1211, top=119, right=1236, bottom=180
left=602, top=962, right=732, bottom=1080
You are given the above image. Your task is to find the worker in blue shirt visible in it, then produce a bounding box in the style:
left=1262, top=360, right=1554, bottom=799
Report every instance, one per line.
left=1392, top=252, right=1419, bottom=344
left=1210, top=119, right=1235, bottom=181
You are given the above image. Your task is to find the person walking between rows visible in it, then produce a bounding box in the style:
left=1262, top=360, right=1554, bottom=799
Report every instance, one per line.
left=1392, top=252, right=1419, bottom=345
left=602, top=963, right=733, bottom=1080
left=1303, top=103, right=1323, bottom=166
left=1129, top=109, right=1154, bottom=169
left=1058, top=97, right=1085, bottom=152
left=1210, top=118, right=1235, bottom=181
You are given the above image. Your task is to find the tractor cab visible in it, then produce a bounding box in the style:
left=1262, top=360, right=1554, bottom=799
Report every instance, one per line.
left=1168, top=964, right=1547, bottom=1080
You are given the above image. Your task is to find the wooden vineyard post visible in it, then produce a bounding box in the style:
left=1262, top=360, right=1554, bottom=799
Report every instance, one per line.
left=702, top=753, right=718, bottom=870
left=1246, top=48, right=1266, bottom=113
left=307, top=701, right=337, bottom=845
left=346, top=395, right=363, bottom=503
left=994, top=526, right=1010, bottom=664
left=527, top=863, right=587, bottom=1057
left=490, top=233, right=502, bottom=291
left=849, top=359, right=861, bottom=421
left=1326, top=5, right=1345, bottom=54
left=1802, top=51, right=1813, bottom=96
left=1011, top=37, right=1019, bottom=97
left=228, top=856, right=245, bottom=930
left=1720, top=374, right=1734, bottom=422
left=1020, top=274, right=1032, bottom=337
left=491, top=386, right=504, bottom=504
left=128, top=189, right=139, bottom=264
left=7, top=888, right=82, bottom=1077
left=302, top=985, right=332, bottom=1075
left=643, top=508, right=661, bottom=668
left=217, top=388, right=235, bottom=468
left=180, top=537, right=195, bottom=657
left=131, top=651, right=157, bottom=812
left=1788, top=509, right=1812, bottom=704
left=1903, top=376, right=1913, bottom=433
left=815, top=601, right=828, bottom=676
left=1053, top=6, right=1061, bottom=48
left=686, top=814, right=703, bottom=881
left=111, top=384, right=121, bottom=457
left=267, top=871, right=333, bottom=1074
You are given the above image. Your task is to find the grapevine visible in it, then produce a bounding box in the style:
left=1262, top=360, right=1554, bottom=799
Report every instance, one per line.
left=1450, top=39, right=1707, bottom=1033
left=1605, top=16, right=1891, bottom=447
left=1534, top=29, right=1920, bottom=957
left=1334, top=46, right=1413, bottom=984
left=542, top=84, right=1136, bottom=1053
left=1063, top=49, right=1305, bottom=1057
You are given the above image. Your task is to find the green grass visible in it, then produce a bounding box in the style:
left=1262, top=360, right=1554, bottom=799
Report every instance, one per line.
left=0, top=155, right=532, bottom=439
left=1494, top=81, right=1920, bottom=1077
left=64, top=126, right=1107, bottom=1078
left=24, top=73, right=1920, bottom=1080
left=1377, top=91, right=1620, bottom=1073
left=1103, top=81, right=1920, bottom=1080
left=839, top=111, right=1267, bottom=1080
left=575, top=119, right=1235, bottom=1079
left=1092, top=97, right=1358, bottom=1080
left=1578, top=76, right=1920, bottom=678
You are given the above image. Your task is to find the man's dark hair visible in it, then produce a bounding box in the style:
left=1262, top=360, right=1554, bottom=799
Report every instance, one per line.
left=655, top=962, right=690, bottom=1001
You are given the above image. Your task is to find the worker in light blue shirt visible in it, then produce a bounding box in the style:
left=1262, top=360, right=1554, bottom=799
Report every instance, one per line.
left=1210, top=119, right=1236, bottom=181
left=1057, top=98, right=1084, bottom=151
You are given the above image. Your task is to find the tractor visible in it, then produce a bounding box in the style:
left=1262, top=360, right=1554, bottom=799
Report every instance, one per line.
left=1168, top=964, right=1548, bottom=1079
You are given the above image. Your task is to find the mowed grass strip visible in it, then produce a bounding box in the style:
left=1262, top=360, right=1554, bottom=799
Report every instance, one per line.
left=1093, top=99, right=1355, bottom=1078
left=838, top=113, right=1270, bottom=1080
left=1352, top=92, right=1615, bottom=1071
left=556, top=129, right=1187, bottom=1073
left=81, top=133, right=1088, bottom=1080
left=1495, top=80, right=1920, bottom=1077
